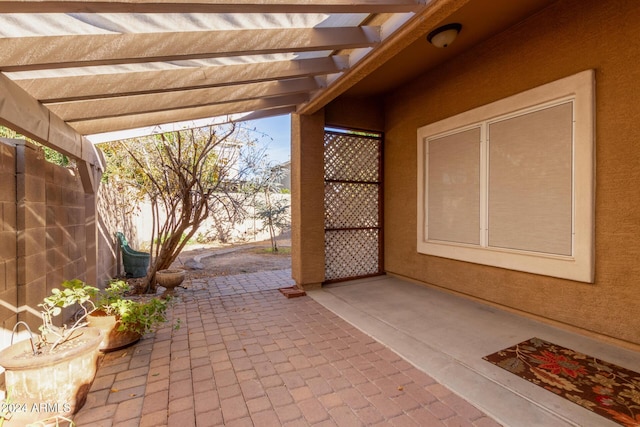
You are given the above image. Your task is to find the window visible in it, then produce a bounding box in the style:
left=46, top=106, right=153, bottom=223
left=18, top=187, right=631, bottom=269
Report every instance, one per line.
left=417, top=70, right=594, bottom=282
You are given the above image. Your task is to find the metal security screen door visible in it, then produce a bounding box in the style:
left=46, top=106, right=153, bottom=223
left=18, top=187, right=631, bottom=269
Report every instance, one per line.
left=324, top=128, right=383, bottom=283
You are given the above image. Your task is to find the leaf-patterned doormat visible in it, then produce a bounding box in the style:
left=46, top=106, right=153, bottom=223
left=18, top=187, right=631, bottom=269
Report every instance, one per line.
left=483, top=337, right=640, bottom=427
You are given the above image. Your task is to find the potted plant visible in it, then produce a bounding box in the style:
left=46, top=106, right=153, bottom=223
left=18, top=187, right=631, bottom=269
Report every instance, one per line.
left=0, top=280, right=104, bottom=425
left=87, top=280, right=172, bottom=352
left=0, top=279, right=175, bottom=425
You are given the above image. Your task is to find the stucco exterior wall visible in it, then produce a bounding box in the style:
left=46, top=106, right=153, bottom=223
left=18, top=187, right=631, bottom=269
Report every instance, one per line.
left=291, top=112, right=326, bottom=289
left=325, top=96, right=386, bottom=132
left=382, top=0, right=640, bottom=346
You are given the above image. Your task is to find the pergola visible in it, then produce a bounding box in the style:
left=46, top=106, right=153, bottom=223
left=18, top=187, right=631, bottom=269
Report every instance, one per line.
left=0, top=0, right=553, bottom=186
left=0, top=0, right=432, bottom=189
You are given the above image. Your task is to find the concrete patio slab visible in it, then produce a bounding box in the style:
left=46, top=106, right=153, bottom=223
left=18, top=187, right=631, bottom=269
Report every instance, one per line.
left=308, top=275, right=640, bottom=427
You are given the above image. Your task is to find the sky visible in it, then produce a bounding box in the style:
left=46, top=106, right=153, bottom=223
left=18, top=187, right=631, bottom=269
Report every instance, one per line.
left=242, top=114, right=291, bottom=165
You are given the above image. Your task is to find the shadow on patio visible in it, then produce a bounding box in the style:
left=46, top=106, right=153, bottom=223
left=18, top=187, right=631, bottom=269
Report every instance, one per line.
left=73, top=269, right=500, bottom=427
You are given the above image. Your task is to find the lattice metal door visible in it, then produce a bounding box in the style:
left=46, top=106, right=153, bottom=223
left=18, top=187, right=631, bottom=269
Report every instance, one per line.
left=324, top=128, right=383, bottom=283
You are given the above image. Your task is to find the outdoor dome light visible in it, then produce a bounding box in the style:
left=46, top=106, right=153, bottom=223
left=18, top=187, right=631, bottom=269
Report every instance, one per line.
left=427, top=23, right=462, bottom=48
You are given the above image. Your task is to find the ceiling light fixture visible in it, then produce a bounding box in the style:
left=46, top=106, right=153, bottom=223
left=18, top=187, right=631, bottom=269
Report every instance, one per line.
left=427, top=23, right=462, bottom=48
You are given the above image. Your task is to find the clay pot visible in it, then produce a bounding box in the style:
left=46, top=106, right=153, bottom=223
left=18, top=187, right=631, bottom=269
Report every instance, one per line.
left=155, top=269, right=185, bottom=296
left=87, top=311, right=141, bottom=352
left=0, top=327, right=103, bottom=425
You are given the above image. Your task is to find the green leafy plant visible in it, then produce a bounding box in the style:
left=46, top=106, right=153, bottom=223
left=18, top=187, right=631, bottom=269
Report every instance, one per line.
left=0, top=126, right=71, bottom=167
left=35, top=279, right=174, bottom=354
left=0, top=387, right=13, bottom=426
left=110, top=297, right=171, bottom=335
left=93, top=280, right=130, bottom=315
left=92, top=280, right=174, bottom=336
left=37, top=279, right=100, bottom=352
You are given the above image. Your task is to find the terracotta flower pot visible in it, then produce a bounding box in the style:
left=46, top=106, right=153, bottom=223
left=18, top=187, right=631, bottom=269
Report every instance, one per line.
left=155, top=269, right=185, bottom=296
left=87, top=311, right=141, bottom=352
left=0, top=327, right=102, bottom=425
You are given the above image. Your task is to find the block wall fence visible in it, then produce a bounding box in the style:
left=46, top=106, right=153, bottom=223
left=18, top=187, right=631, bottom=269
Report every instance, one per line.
left=0, top=138, right=117, bottom=349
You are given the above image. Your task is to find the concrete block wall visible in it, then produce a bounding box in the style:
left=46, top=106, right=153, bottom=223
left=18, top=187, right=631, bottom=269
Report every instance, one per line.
left=0, top=139, right=18, bottom=350
left=45, top=158, right=87, bottom=289
left=16, top=141, right=48, bottom=330
left=0, top=139, right=89, bottom=349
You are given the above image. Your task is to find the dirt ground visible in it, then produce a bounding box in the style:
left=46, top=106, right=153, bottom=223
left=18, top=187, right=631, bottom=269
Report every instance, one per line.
left=172, top=240, right=292, bottom=279
left=123, top=238, right=291, bottom=293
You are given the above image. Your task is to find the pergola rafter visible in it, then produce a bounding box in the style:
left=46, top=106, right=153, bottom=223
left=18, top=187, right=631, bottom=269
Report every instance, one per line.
left=69, top=92, right=310, bottom=134
left=0, top=0, right=425, bottom=14
left=0, top=27, right=380, bottom=72
left=13, top=56, right=348, bottom=102
left=0, top=0, right=433, bottom=140
left=46, top=77, right=320, bottom=121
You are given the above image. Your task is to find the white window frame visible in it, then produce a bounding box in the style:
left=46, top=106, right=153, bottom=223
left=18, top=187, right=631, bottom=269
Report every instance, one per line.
left=417, top=70, right=595, bottom=283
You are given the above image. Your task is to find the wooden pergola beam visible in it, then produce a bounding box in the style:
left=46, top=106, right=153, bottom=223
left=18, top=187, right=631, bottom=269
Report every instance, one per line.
left=0, top=27, right=380, bottom=72
left=69, top=93, right=310, bottom=135
left=15, top=56, right=348, bottom=103
left=0, top=0, right=424, bottom=14
left=0, top=73, right=103, bottom=193
left=47, top=77, right=320, bottom=121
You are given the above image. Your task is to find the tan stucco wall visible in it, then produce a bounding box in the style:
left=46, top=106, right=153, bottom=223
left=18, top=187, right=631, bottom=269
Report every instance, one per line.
left=382, top=0, right=640, bottom=346
left=291, top=111, right=326, bottom=289
left=325, top=96, right=386, bottom=132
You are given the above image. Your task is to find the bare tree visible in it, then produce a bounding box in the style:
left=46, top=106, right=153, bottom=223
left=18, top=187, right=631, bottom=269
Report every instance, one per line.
left=100, top=123, right=265, bottom=292
left=254, top=164, right=291, bottom=252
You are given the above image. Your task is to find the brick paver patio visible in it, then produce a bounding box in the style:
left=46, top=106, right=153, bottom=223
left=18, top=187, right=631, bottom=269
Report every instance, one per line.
left=73, top=269, right=501, bottom=426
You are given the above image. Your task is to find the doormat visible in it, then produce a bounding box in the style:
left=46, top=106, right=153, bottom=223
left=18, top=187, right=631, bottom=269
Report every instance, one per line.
left=483, top=337, right=640, bottom=427
left=279, top=286, right=306, bottom=298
